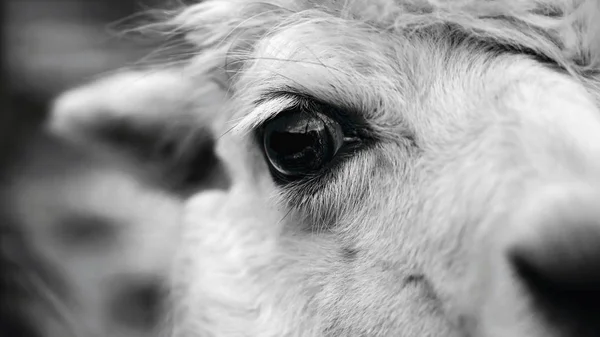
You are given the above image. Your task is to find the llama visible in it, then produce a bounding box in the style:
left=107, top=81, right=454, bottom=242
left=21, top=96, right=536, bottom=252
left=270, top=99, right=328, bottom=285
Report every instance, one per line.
left=6, top=0, right=600, bottom=336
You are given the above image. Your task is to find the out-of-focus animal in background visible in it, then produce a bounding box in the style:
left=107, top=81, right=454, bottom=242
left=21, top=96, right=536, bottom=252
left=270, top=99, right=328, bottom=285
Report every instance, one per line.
left=5, top=1, right=600, bottom=336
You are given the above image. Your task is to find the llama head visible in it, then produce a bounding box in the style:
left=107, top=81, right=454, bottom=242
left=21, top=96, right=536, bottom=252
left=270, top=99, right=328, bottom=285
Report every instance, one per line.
left=33, top=0, right=600, bottom=336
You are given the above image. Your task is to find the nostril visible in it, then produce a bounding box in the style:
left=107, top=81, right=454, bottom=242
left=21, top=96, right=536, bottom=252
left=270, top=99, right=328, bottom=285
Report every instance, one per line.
left=507, top=192, right=600, bottom=336
left=510, top=237, right=600, bottom=336
left=508, top=203, right=600, bottom=290
left=108, top=279, right=165, bottom=330
left=509, top=219, right=600, bottom=290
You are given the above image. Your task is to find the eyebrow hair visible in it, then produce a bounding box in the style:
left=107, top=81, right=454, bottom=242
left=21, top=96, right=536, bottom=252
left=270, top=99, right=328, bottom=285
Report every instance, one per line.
left=233, top=92, right=300, bottom=133
left=230, top=39, right=543, bottom=137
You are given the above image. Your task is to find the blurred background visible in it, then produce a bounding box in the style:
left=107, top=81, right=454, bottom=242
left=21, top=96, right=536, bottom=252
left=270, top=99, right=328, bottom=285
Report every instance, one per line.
left=1, top=2, right=182, bottom=335
left=4, top=0, right=173, bottom=122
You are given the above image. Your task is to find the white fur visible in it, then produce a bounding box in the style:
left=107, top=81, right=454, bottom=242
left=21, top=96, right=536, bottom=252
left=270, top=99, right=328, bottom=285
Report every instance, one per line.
left=18, top=1, right=600, bottom=337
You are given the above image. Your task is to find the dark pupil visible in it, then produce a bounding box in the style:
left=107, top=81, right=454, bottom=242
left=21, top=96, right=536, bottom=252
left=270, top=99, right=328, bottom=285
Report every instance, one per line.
left=264, top=112, right=332, bottom=177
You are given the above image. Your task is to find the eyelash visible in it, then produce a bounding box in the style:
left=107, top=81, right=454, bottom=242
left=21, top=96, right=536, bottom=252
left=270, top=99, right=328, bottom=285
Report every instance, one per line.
left=256, top=92, right=373, bottom=140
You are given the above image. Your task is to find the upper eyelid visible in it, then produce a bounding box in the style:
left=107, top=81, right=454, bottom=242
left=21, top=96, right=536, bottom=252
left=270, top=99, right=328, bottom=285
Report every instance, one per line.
left=237, top=91, right=332, bottom=133
left=256, top=92, right=303, bottom=118
left=234, top=93, right=300, bottom=134
left=243, top=91, right=377, bottom=142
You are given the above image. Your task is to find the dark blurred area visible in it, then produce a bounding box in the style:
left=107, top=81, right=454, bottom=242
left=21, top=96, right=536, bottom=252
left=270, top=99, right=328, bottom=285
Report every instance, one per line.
left=4, top=0, right=168, bottom=123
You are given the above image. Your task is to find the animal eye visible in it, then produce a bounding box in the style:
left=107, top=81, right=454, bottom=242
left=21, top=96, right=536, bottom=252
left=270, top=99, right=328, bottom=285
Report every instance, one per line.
left=262, top=109, right=345, bottom=180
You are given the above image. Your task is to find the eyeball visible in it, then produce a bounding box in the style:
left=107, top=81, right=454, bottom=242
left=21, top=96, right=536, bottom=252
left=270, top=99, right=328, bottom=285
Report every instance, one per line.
left=263, top=109, right=345, bottom=179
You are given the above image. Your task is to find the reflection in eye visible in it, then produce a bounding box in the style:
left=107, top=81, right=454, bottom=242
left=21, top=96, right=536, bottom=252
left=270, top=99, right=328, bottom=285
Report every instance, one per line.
left=262, top=109, right=345, bottom=179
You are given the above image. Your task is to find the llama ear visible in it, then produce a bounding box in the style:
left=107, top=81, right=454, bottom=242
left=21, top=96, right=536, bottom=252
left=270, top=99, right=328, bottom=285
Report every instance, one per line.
left=49, top=69, right=230, bottom=193
left=50, top=69, right=225, bottom=139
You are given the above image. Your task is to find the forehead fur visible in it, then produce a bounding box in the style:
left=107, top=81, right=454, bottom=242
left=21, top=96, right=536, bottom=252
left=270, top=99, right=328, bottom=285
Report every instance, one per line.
left=166, top=0, right=600, bottom=125
left=172, top=0, right=600, bottom=72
